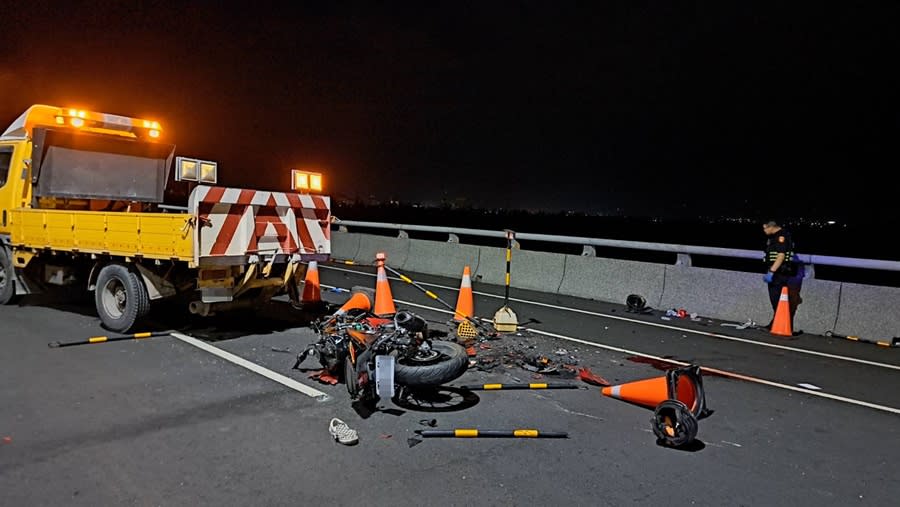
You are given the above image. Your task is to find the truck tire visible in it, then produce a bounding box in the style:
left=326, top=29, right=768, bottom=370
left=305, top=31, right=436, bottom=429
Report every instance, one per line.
left=131, top=271, right=151, bottom=319
left=0, top=248, right=17, bottom=305
left=95, top=264, right=149, bottom=332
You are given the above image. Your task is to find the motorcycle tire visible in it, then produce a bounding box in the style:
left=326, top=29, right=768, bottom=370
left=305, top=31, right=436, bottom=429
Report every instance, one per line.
left=394, top=340, right=468, bottom=387
left=344, top=357, right=359, bottom=399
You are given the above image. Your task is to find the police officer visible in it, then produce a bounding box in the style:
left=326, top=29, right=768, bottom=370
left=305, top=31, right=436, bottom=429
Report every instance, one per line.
left=762, top=220, right=800, bottom=331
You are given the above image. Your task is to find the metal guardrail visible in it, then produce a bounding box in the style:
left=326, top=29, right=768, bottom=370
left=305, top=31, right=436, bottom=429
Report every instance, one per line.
left=333, top=219, right=900, bottom=273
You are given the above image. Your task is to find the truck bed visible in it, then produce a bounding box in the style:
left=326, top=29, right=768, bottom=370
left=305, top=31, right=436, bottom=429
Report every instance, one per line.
left=9, top=208, right=194, bottom=262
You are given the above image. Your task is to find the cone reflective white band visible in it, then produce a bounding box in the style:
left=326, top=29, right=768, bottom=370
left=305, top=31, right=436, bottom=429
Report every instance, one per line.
left=610, top=385, right=621, bottom=398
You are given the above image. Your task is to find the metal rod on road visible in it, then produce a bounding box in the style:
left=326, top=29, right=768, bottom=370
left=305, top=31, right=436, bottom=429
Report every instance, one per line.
left=825, top=330, right=900, bottom=348
left=48, top=331, right=173, bottom=348
left=461, top=383, right=579, bottom=390
left=417, top=429, right=568, bottom=438
left=328, top=257, right=360, bottom=266
left=380, top=264, right=491, bottom=332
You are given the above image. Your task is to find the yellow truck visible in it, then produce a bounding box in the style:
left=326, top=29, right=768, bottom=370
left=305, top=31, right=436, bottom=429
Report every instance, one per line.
left=0, top=104, right=331, bottom=332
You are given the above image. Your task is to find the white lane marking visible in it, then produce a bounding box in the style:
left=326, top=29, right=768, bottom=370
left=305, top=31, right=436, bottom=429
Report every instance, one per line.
left=324, top=289, right=900, bottom=416
left=321, top=265, right=900, bottom=372
left=170, top=332, right=329, bottom=400
left=798, top=383, right=822, bottom=390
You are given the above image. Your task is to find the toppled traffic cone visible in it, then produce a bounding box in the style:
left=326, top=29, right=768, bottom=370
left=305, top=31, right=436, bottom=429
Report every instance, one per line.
left=601, top=365, right=708, bottom=417
left=601, top=365, right=710, bottom=448
left=454, top=265, right=474, bottom=321
left=374, top=252, right=396, bottom=316
left=335, top=290, right=372, bottom=316
left=770, top=286, right=793, bottom=337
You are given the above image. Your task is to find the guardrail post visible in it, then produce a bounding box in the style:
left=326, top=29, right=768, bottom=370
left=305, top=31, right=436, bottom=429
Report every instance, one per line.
left=448, top=233, right=459, bottom=243
left=675, top=253, right=692, bottom=267
left=581, top=245, right=596, bottom=257
left=398, top=230, right=409, bottom=239
left=338, top=225, right=348, bottom=233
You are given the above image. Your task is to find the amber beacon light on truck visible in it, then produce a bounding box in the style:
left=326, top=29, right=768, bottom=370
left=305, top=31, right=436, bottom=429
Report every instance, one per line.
left=175, top=157, right=218, bottom=184
left=291, top=169, right=323, bottom=193
left=26, top=105, right=162, bottom=139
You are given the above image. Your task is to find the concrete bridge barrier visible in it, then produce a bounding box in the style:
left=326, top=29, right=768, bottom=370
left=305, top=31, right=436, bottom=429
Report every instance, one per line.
left=656, top=266, right=842, bottom=335
left=476, top=246, right=566, bottom=293
left=351, top=233, right=411, bottom=268
left=791, top=279, right=842, bottom=336
left=558, top=255, right=666, bottom=307
left=658, top=266, right=768, bottom=324
left=404, top=239, right=481, bottom=279
left=329, top=232, right=899, bottom=342
left=833, top=283, right=900, bottom=341
left=331, top=231, right=360, bottom=263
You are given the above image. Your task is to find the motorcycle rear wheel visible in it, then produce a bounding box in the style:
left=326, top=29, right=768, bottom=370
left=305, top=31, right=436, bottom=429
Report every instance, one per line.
left=394, top=341, right=468, bottom=387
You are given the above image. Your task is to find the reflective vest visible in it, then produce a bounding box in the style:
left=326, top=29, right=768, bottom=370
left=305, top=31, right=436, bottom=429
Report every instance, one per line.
left=764, top=232, right=795, bottom=272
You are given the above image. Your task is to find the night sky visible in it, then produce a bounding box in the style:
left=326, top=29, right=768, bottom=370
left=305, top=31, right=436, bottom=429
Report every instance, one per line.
left=2, top=2, right=898, bottom=221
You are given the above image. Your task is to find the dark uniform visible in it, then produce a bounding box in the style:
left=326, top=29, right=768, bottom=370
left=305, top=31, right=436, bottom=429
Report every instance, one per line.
left=764, top=228, right=800, bottom=327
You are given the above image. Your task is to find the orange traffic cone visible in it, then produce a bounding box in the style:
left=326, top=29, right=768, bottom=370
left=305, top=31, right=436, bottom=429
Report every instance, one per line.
left=301, top=261, right=321, bottom=304
left=454, top=265, right=474, bottom=321
left=335, top=291, right=371, bottom=315
left=601, top=366, right=708, bottom=418
left=770, top=286, right=793, bottom=337
left=374, top=252, right=396, bottom=316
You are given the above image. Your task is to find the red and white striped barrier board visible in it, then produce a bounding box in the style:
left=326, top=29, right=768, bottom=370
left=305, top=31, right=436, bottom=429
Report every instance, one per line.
left=188, top=186, right=331, bottom=263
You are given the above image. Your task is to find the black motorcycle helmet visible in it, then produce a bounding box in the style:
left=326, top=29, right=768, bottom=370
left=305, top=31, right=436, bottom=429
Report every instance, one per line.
left=626, top=294, right=648, bottom=313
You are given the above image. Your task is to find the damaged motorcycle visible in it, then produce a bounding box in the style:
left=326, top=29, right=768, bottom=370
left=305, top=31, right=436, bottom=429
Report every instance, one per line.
left=294, top=307, right=469, bottom=404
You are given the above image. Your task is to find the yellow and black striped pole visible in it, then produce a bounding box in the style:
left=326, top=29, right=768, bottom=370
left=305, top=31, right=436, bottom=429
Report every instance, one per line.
left=329, top=257, right=357, bottom=266
left=503, top=230, right=513, bottom=305
left=462, top=383, right=579, bottom=391
left=825, top=330, right=900, bottom=348
left=418, top=429, right=568, bottom=439
left=381, top=264, right=489, bottom=332
left=48, top=331, right=172, bottom=348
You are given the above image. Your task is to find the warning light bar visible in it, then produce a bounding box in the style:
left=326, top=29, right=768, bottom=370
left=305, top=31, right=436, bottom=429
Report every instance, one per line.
left=1, top=104, right=164, bottom=140
left=51, top=107, right=163, bottom=139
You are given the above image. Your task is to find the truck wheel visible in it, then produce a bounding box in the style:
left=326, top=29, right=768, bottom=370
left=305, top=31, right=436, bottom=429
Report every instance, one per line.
left=131, top=271, right=151, bottom=319
left=95, top=264, right=148, bottom=332
left=0, top=248, right=17, bottom=305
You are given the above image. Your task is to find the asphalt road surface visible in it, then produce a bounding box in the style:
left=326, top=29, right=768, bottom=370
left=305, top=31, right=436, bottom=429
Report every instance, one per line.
left=2, top=262, right=898, bottom=506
